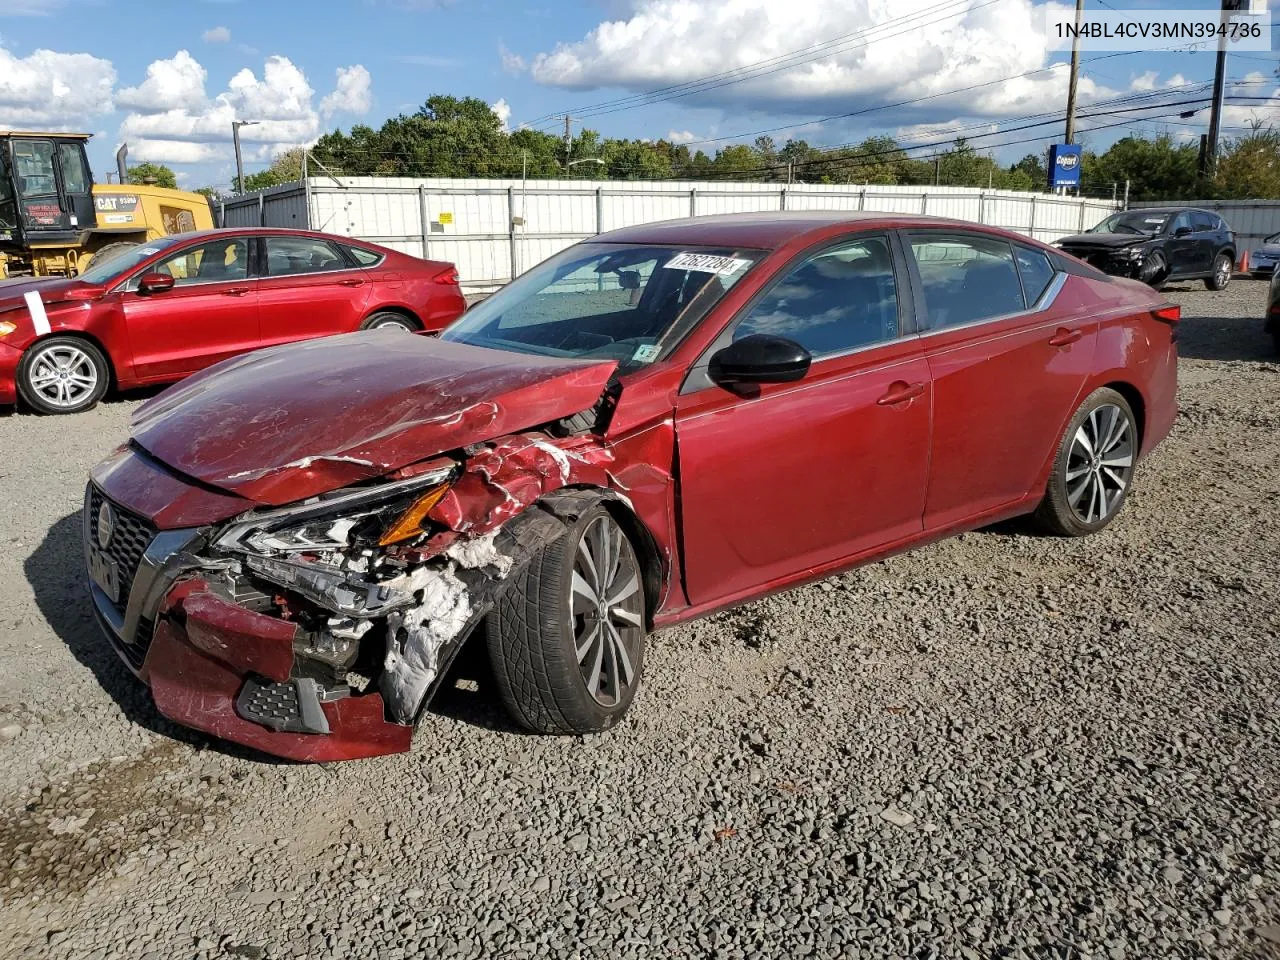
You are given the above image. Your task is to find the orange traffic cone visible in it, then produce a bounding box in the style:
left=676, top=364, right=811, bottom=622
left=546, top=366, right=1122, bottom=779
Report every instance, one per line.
left=1239, top=249, right=1249, bottom=274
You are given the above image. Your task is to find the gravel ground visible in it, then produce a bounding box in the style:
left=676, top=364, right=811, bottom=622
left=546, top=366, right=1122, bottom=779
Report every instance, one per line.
left=0, top=279, right=1277, bottom=960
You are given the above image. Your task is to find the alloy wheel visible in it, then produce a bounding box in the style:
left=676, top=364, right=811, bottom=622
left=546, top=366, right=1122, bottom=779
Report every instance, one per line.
left=570, top=516, right=644, bottom=707
left=27, top=345, right=100, bottom=409
left=1065, top=403, right=1134, bottom=524
left=1215, top=256, right=1231, bottom=288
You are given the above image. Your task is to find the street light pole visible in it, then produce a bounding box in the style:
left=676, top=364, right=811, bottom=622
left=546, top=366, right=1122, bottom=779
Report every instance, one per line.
left=232, top=120, right=259, bottom=194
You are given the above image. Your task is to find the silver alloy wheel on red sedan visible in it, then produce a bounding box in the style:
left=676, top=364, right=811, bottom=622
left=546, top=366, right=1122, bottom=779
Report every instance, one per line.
left=1065, top=402, right=1135, bottom=525
left=571, top=514, right=645, bottom=707
left=18, top=337, right=110, bottom=414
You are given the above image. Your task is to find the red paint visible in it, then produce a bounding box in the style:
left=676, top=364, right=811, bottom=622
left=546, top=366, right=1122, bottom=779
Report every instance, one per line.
left=182, top=590, right=298, bottom=683
left=89, top=213, right=1177, bottom=763
left=148, top=620, right=411, bottom=762
left=0, top=229, right=465, bottom=405
left=128, top=336, right=618, bottom=504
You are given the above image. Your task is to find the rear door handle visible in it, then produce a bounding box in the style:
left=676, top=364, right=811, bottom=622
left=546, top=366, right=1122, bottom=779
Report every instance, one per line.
left=221, top=287, right=250, bottom=297
left=1048, top=327, right=1082, bottom=347
left=338, top=278, right=366, bottom=287
left=877, top=381, right=926, bottom=406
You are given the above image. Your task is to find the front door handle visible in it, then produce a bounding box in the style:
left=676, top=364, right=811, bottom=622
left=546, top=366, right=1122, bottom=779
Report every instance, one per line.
left=221, top=287, right=250, bottom=297
left=338, top=278, right=366, bottom=287
left=1048, top=327, right=1082, bottom=347
left=877, top=381, right=926, bottom=406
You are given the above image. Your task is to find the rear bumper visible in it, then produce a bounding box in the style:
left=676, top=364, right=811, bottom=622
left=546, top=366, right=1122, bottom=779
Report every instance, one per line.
left=0, top=341, right=19, bottom=405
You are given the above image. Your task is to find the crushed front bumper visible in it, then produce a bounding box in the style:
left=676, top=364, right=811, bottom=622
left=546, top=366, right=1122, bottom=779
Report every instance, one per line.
left=84, top=484, right=413, bottom=762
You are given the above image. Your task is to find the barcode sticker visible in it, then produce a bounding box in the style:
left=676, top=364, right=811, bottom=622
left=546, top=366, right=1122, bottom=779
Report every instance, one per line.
left=663, top=253, right=752, bottom=275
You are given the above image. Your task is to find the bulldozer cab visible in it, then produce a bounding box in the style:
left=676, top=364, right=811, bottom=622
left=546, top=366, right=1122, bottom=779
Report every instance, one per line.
left=0, top=132, right=96, bottom=252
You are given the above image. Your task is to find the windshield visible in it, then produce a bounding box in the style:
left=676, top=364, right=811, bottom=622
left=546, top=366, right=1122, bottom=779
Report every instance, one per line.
left=78, top=238, right=180, bottom=285
left=441, top=243, right=763, bottom=371
left=1091, top=211, right=1170, bottom=236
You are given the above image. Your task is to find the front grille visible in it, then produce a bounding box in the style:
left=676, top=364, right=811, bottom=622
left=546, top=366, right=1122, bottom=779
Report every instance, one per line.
left=87, top=486, right=156, bottom=614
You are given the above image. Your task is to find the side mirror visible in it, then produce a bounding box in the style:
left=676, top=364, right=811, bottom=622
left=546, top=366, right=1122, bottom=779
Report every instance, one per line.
left=1174, top=226, right=1193, bottom=237
left=709, top=334, right=811, bottom=387
left=138, top=272, right=175, bottom=294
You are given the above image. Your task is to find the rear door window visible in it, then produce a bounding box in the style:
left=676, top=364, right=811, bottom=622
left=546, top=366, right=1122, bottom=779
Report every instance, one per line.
left=265, top=236, right=349, bottom=277
left=909, top=235, right=1025, bottom=330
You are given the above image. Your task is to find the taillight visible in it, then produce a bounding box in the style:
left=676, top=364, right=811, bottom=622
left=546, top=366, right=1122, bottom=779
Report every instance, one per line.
left=1152, top=304, right=1180, bottom=325
left=434, top=268, right=460, bottom=286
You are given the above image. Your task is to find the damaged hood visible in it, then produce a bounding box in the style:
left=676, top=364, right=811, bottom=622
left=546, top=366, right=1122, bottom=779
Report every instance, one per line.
left=1056, top=233, right=1152, bottom=250
left=130, top=332, right=617, bottom=505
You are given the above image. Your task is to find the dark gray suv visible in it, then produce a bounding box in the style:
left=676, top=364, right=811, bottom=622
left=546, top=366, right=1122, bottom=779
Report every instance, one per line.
left=1054, top=207, right=1236, bottom=290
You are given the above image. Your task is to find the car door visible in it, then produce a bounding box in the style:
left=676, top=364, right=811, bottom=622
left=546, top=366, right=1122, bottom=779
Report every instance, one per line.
left=905, top=232, right=1097, bottom=531
left=673, top=234, right=932, bottom=607
left=119, top=236, right=259, bottom=380
left=255, top=235, right=373, bottom=347
left=1192, top=212, right=1221, bottom=271
left=1164, top=211, right=1199, bottom=277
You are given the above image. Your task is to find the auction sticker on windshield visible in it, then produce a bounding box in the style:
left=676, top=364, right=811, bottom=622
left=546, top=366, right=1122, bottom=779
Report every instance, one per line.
left=663, top=253, right=752, bottom=275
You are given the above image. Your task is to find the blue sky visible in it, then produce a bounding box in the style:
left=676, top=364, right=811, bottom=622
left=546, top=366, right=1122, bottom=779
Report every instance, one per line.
left=1, top=0, right=1276, bottom=191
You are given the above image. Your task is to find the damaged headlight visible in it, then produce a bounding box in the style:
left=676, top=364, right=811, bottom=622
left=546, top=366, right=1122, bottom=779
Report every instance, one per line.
left=214, top=466, right=458, bottom=558
left=1120, top=245, right=1146, bottom=260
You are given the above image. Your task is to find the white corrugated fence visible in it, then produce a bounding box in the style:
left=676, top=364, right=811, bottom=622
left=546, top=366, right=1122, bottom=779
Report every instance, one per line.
left=221, top=177, right=1120, bottom=292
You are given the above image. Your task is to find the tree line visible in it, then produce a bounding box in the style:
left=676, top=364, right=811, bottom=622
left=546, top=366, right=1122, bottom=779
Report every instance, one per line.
left=156, top=94, right=1280, bottom=202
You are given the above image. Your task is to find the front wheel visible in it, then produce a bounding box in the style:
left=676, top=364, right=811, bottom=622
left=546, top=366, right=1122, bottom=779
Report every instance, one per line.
left=1138, top=251, right=1169, bottom=288
left=1034, top=388, right=1138, bottom=537
left=487, top=503, right=646, bottom=734
left=1205, top=252, right=1232, bottom=290
left=17, top=337, right=110, bottom=414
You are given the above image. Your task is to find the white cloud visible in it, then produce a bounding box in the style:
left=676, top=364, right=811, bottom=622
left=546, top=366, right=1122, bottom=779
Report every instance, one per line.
left=116, top=50, right=208, bottom=114
left=120, top=54, right=371, bottom=166
left=491, top=97, right=512, bottom=131
left=203, top=26, right=231, bottom=43
left=500, top=43, right=527, bottom=75
left=0, top=0, right=62, bottom=15
left=667, top=130, right=696, bottom=143
left=0, top=43, right=115, bottom=128
left=529, top=0, right=1120, bottom=121
left=320, top=64, right=372, bottom=117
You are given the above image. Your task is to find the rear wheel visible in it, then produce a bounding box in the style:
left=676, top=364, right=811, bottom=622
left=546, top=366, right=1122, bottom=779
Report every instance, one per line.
left=17, top=336, right=110, bottom=415
left=487, top=503, right=646, bottom=734
left=1034, top=387, right=1138, bottom=537
left=1205, top=252, right=1232, bottom=290
left=360, top=311, right=419, bottom=332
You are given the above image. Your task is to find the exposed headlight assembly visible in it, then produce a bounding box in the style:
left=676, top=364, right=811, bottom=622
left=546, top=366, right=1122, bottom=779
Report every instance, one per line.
left=214, top=465, right=458, bottom=558
left=1120, top=245, right=1146, bottom=259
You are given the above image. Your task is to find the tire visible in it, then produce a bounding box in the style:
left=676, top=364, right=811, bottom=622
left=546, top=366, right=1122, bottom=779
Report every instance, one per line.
left=487, top=503, right=647, bottom=734
left=1034, top=388, right=1138, bottom=537
left=17, top=336, right=110, bottom=415
left=1138, top=251, right=1168, bottom=288
left=85, top=241, right=139, bottom=273
left=360, top=311, right=419, bottom=332
left=1205, top=252, right=1232, bottom=290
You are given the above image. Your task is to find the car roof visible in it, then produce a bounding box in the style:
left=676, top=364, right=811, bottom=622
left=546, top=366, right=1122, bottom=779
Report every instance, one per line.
left=593, top=211, right=1035, bottom=249
left=1119, top=206, right=1218, bottom=216
left=161, top=227, right=384, bottom=247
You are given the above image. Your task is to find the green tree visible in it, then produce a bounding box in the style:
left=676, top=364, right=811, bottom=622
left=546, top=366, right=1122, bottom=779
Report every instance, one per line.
left=126, top=162, right=178, bottom=189
left=1085, top=135, right=1199, bottom=201
left=1213, top=124, right=1280, bottom=199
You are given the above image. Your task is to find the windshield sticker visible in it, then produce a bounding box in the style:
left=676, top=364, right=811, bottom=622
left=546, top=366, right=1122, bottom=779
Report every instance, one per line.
left=138, top=247, right=161, bottom=256
left=663, top=253, right=752, bottom=276
left=631, top=344, right=660, bottom=362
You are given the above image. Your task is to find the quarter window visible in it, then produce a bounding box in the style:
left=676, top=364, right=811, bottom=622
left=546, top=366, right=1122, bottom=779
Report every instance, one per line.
left=345, top=245, right=384, bottom=267
left=1014, top=247, right=1056, bottom=306
left=151, top=237, right=250, bottom=286
left=910, top=235, right=1025, bottom=329
left=266, top=237, right=348, bottom=276
left=733, top=237, right=899, bottom=357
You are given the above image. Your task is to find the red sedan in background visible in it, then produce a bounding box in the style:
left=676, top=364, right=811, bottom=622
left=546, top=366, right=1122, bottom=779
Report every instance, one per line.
left=85, top=212, right=1178, bottom=761
left=0, top=228, right=465, bottom=414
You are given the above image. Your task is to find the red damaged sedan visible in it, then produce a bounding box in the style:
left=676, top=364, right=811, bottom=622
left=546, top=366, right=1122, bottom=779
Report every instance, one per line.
left=85, top=213, right=1178, bottom=761
left=0, top=228, right=465, bottom=414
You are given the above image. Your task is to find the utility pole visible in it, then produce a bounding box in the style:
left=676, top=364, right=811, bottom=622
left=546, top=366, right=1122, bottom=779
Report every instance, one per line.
left=1064, top=0, right=1085, bottom=143
left=1204, top=0, right=1239, bottom=179
left=232, top=120, right=258, bottom=194
left=563, top=115, right=573, bottom=168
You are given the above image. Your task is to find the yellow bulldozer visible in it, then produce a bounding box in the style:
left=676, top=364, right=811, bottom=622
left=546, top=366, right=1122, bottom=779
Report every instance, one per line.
left=0, top=132, right=216, bottom=278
